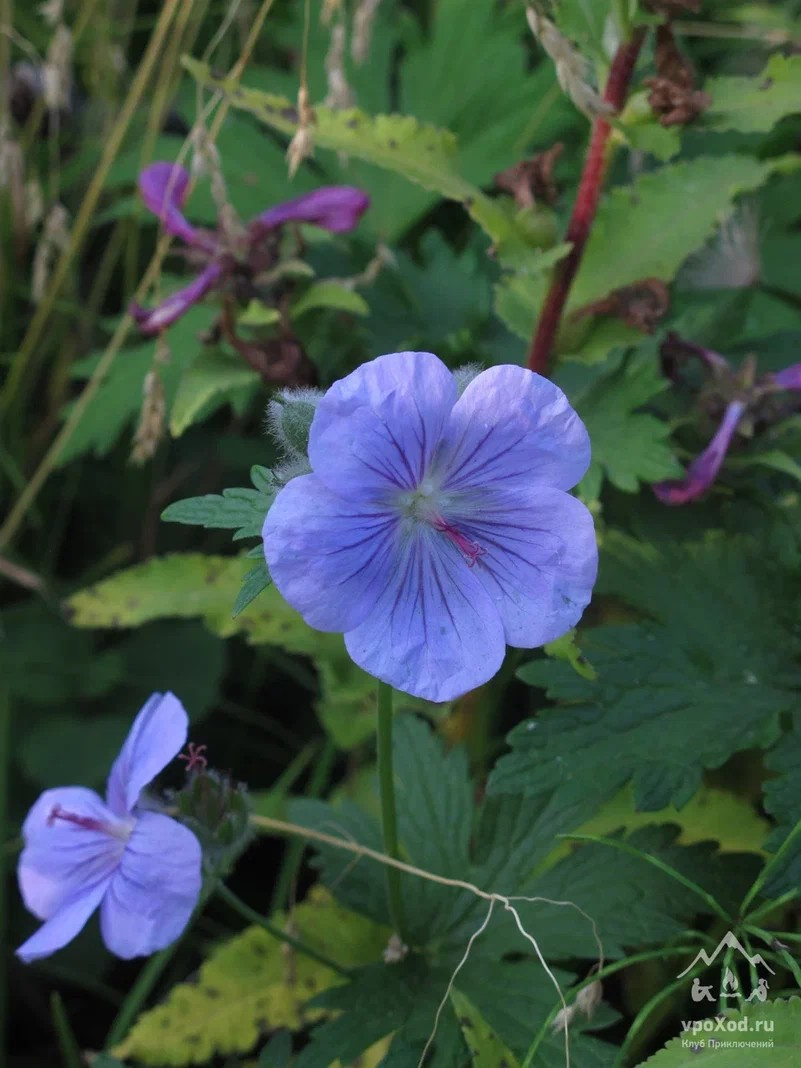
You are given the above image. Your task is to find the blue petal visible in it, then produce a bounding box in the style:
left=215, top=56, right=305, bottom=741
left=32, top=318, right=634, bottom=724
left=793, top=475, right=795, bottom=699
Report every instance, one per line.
left=308, top=351, right=457, bottom=499
left=18, top=787, right=123, bottom=920
left=106, top=693, right=189, bottom=816
left=100, top=812, right=202, bottom=959
left=263, top=474, right=401, bottom=632
left=344, top=527, right=505, bottom=702
left=437, top=365, right=590, bottom=493
left=448, top=486, right=598, bottom=647
left=17, top=880, right=110, bottom=963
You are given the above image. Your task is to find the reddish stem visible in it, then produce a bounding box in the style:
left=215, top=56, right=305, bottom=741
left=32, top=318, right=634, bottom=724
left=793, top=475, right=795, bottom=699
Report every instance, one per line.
left=528, top=28, right=647, bottom=376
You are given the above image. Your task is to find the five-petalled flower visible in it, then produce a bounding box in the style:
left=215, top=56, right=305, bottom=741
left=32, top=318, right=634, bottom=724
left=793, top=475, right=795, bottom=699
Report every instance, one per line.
left=654, top=335, right=801, bottom=504
left=130, top=161, right=369, bottom=335
left=262, top=351, right=598, bottom=702
left=17, top=692, right=202, bottom=962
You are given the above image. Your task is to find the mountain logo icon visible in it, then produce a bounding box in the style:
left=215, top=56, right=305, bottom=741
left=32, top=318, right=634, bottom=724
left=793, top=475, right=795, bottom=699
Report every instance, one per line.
left=677, top=931, right=775, bottom=979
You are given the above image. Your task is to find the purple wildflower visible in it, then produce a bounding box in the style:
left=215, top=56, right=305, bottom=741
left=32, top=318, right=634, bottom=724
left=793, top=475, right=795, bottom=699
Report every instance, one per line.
left=262, top=351, right=598, bottom=702
left=17, top=693, right=202, bottom=962
left=654, top=339, right=801, bottom=505
left=131, top=162, right=369, bottom=335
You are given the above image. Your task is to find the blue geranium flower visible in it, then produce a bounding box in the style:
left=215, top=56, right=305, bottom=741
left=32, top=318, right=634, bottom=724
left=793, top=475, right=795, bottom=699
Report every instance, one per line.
left=17, top=693, right=202, bottom=962
left=262, top=351, right=598, bottom=702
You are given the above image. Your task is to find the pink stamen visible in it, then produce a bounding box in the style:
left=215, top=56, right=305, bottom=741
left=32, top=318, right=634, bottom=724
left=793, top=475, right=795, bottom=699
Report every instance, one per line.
left=431, top=516, right=485, bottom=567
left=179, top=742, right=208, bottom=773
left=48, top=804, right=108, bottom=833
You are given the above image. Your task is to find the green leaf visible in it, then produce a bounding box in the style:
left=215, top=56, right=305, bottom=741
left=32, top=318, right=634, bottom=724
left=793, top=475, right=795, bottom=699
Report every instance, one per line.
left=239, top=300, right=282, bottom=327
left=291, top=716, right=604, bottom=947
left=184, top=59, right=529, bottom=260
left=291, top=281, right=369, bottom=319
left=113, top=887, right=387, bottom=1066
left=169, top=348, right=261, bottom=437
left=161, top=477, right=276, bottom=541
left=450, top=990, right=520, bottom=1068
left=20, top=713, right=129, bottom=789
left=233, top=559, right=271, bottom=617
left=0, top=603, right=122, bottom=704
left=65, top=553, right=400, bottom=748
left=57, top=302, right=216, bottom=465
left=706, top=54, right=801, bottom=134
left=491, top=533, right=801, bottom=811
left=639, top=997, right=801, bottom=1066
left=557, top=345, right=681, bottom=499
left=555, top=0, right=613, bottom=58
left=499, top=156, right=797, bottom=341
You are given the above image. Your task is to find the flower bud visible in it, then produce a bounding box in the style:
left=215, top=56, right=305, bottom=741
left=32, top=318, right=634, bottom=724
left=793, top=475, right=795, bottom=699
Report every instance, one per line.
left=265, top=387, right=324, bottom=460
left=175, top=763, right=252, bottom=878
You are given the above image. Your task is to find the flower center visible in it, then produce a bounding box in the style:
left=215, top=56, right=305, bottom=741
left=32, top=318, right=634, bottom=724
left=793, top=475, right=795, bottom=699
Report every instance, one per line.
left=397, top=486, right=485, bottom=567
left=48, top=804, right=135, bottom=842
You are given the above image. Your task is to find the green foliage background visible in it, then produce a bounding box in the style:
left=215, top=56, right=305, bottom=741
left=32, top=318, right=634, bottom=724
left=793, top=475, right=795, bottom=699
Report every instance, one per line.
left=4, top=1, right=801, bottom=1066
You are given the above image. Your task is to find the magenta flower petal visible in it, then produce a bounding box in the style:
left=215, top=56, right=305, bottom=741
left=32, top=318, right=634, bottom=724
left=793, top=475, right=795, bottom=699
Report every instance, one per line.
left=262, top=474, right=400, bottom=632
left=130, top=261, right=225, bottom=334
left=100, top=812, right=202, bottom=959
left=772, top=362, right=801, bottom=391
left=452, top=486, right=599, bottom=647
left=654, top=400, right=746, bottom=505
left=253, top=185, right=369, bottom=234
left=439, top=365, right=591, bottom=493
left=264, top=351, right=597, bottom=701
left=138, top=162, right=214, bottom=251
left=17, top=881, right=111, bottom=963
left=106, top=692, right=189, bottom=817
left=308, top=351, right=458, bottom=500
left=344, top=528, right=506, bottom=702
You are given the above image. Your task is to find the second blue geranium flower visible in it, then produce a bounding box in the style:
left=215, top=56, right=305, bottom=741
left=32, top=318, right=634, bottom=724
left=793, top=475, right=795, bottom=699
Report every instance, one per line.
left=262, top=351, right=598, bottom=702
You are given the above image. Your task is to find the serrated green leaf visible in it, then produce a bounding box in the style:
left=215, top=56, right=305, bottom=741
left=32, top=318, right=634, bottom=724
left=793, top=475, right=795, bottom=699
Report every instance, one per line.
left=113, top=887, right=387, bottom=1066
left=184, top=60, right=528, bottom=259
left=706, top=54, right=801, bottom=134
left=499, top=156, right=796, bottom=341
left=161, top=484, right=274, bottom=540
left=450, top=990, right=520, bottom=1068
left=170, top=348, right=261, bottom=437
left=492, top=533, right=801, bottom=811
left=558, top=345, right=681, bottom=498
left=639, top=997, right=801, bottom=1066
left=233, top=559, right=272, bottom=617
left=291, top=281, right=369, bottom=319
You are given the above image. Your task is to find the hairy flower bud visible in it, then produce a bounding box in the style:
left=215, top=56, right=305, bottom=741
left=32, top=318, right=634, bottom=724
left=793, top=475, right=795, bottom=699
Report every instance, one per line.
left=266, top=387, right=324, bottom=461
left=175, top=765, right=252, bottom=878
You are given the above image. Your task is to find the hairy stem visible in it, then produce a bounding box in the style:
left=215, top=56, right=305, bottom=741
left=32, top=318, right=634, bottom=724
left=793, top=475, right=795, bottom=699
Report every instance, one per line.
left=376, top=681, right=406, bottom=939
left=528, top=27, right=646, bottom=375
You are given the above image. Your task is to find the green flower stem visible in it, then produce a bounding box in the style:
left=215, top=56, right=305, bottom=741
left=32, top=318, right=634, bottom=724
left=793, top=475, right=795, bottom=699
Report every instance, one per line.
left=51, top=992, right=84, bottom=1068
left=105, top=943, right=180, bottom=1048
left=217, top=882, right=348, bottom=975
left=376, top=681, right=406, bottom=940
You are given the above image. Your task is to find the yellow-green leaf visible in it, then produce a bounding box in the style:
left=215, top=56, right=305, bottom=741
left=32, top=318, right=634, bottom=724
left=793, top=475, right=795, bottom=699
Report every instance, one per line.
left=451, top=990, right=521, bottom=1068
left=114, top=887, right=388, bottom=1066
